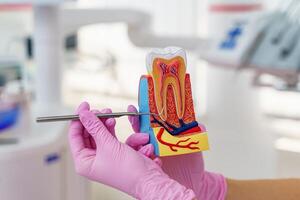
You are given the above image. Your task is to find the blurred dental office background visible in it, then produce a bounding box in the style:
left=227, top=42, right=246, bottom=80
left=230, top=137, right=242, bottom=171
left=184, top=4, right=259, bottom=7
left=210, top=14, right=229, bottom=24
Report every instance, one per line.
left=0, top=0, right=300, bottom=199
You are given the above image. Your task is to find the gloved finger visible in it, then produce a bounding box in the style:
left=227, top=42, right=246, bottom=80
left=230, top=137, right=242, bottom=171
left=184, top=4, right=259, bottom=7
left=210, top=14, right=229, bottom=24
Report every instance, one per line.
left=71, top=102, right=90, bottom=130
left=198, top=123, right=207, bottom=132
left=105, top=118, right=116, bottom=136
left=138, top=144, right=161, bottom=167
left=79, top=110, right=116, bottom=145
left=90, top=108, right=115, bottom=146
left=69, top=102, right=90, bottom=156
left=125, top=133, right=149, bottom=150
left=91, top=108, right=111, bottom=123
left=127, top=105, right=140, bottom=133
left=153, top=157, right=162, bottom=167
left=138, top=144, right=154, bottom=158
left=100, top=108, right=116, bottom=137
left=91, top=108, right=116, bottom=137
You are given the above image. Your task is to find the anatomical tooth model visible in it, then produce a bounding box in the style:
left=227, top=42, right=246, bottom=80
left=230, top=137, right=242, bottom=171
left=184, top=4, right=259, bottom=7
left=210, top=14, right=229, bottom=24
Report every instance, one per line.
left=139, top=47, right=209, bottom=157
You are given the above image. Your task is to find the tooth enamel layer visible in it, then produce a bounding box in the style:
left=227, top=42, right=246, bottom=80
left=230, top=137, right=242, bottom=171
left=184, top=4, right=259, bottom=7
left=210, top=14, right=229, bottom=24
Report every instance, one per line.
left=146, top=47, right=187, bottom=121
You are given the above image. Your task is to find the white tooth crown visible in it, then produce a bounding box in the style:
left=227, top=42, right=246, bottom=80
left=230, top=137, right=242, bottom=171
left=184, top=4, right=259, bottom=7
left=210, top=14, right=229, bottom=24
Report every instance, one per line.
left=146, top=46, right=187, bottom=74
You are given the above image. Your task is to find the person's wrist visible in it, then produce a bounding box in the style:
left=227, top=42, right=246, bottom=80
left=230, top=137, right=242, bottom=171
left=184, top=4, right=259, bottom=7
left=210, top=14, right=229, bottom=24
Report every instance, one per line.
left=134, top=168, right=196, bottom=200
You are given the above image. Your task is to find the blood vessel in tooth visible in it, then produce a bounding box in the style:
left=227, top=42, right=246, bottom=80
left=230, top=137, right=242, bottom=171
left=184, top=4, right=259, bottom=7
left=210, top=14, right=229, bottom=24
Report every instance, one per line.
left=139, top=47, right=209, bottom=156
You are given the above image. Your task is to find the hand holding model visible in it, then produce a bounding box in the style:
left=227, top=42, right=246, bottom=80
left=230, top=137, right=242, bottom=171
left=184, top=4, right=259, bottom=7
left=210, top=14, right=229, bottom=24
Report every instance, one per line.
left=68, top=102, right=300, bottom=200
left=68, top=102, right=196, bottom=200
left=126, top=105, right=227, bottom=200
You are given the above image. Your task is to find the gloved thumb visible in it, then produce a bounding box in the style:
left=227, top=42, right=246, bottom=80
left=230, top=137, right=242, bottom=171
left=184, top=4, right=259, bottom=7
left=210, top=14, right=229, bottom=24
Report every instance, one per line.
left=79, top=110, right=115, bottom=144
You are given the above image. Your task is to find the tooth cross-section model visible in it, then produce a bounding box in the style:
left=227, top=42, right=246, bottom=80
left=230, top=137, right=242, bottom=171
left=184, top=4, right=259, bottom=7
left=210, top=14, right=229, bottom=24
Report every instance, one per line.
left=139, top=47, right=209, bottom=156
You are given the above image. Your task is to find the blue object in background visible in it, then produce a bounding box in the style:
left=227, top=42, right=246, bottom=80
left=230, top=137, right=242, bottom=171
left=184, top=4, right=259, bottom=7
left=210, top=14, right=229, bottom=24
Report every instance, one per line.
left=220, top=25, right=243, bottom=49
left=45, top=153, right=60, bottom=165
left=0, top=105, right=20, bottom=132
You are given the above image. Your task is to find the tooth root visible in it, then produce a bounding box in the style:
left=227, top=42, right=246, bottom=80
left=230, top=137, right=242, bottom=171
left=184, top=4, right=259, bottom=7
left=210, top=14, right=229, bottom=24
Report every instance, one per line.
left=161, top=77, right=183, bottom=119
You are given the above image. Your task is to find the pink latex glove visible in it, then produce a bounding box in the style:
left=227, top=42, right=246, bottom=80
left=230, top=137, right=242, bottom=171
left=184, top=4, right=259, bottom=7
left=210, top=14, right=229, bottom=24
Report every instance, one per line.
left=126, top=105, right=227, bottom=200
left=68, top=102, right=197, bottom=200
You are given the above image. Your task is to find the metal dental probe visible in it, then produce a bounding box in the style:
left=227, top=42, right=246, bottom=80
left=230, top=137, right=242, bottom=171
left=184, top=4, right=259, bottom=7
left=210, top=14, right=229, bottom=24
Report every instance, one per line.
left=36, top=112, right=157, bottom=123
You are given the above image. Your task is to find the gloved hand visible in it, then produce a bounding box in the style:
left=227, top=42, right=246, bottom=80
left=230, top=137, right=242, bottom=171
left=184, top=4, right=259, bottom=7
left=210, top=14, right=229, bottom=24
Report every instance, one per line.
left=126, top=105, right=227, bottom=200
left=68, top=102, right=197, bottom=200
